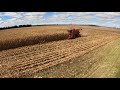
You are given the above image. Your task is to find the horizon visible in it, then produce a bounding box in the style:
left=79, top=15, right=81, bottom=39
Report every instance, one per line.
left=0, top=12, right=120, bottom=28
left=0, top=24, right=119, bottom=29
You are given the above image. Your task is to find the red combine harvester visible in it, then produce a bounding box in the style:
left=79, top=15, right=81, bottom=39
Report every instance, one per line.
left=67, top=28, right=82, bottom=40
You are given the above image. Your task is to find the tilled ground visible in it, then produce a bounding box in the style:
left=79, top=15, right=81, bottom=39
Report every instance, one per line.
left=0, top=29, right=120, bottom=78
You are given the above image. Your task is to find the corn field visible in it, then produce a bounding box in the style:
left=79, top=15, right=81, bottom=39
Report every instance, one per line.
left=0, top=25, right=120, bottom=78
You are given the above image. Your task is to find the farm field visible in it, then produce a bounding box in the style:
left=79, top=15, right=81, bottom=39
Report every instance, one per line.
left=0, top=25, right=120, bottom=78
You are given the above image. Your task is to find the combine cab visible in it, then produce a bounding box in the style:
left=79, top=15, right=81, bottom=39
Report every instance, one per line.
left=67, top=28, right=82, bottom=40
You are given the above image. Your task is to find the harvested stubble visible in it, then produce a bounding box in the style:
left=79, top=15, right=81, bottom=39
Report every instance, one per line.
left=0, top=27, right=120, bottom=77
left=1, top=26, right=120, bottom=78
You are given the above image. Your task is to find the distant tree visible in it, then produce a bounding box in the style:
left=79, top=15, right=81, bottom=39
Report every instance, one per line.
left=0, top=24, right=32, bottom=30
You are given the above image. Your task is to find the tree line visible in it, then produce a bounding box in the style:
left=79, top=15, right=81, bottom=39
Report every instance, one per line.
left=0, top=24, right=32, bottom=30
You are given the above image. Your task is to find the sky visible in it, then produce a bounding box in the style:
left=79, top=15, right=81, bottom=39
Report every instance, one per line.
left=0, top=12, right=120, bottom=28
